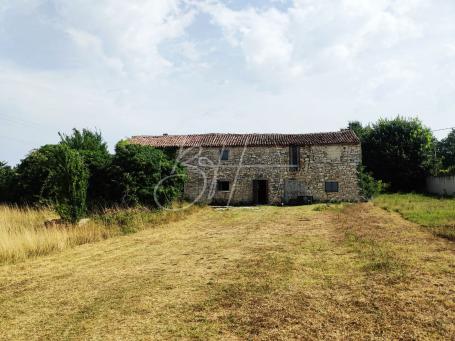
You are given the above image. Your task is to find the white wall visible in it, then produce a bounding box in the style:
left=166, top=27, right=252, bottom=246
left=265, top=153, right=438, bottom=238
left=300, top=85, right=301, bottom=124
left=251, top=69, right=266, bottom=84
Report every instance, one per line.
left=426, top=176, right=455, bottom=196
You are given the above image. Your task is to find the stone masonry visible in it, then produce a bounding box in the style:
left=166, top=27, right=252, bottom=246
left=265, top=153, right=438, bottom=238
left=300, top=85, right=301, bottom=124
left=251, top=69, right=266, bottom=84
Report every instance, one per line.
left=129, top=131, right=362, bottom=205
left=178, top=144, right=361, bottom=205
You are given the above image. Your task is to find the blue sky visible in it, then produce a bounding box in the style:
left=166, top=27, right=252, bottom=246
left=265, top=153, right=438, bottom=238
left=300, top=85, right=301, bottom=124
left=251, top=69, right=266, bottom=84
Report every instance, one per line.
left=1, top=0, right=455, bottom=164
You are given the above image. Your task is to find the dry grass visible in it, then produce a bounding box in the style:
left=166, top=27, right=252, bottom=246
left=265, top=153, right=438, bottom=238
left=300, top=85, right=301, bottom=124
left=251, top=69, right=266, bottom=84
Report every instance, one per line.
left=0, top=203, right=201, bottom=264
left=0, top=203, right=454, bottom=340
left=374, top=193, right=455, bottom=240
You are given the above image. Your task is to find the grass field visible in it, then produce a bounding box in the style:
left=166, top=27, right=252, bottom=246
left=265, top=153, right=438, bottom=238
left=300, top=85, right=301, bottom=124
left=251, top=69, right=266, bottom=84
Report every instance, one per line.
left=0, top=204, right=201, bottom=264
left=374, top=193, right=455, bottom=240
left=0, top=201, right=454, bottom=339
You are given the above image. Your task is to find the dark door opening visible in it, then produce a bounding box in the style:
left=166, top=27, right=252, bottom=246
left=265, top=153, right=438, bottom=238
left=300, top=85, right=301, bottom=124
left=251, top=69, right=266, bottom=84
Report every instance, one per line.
left=253, top=180, right=268, bottom=205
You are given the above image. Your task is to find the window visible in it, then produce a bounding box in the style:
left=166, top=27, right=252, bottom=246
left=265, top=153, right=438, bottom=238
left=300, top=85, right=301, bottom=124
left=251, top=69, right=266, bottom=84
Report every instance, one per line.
left=220, top=149, right=229, bottom=160
left=325, top=181, right=339, bottom=193
left=217, top=180, right=230, bottom=191
left=289, top=145, right=300, bottom=171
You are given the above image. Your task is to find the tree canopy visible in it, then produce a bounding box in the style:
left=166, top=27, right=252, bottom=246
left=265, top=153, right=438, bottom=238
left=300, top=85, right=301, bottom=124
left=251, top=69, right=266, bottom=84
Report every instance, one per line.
left=59, top=129, right=112, bottom=206
left=0, top=129, right=186, bottom=222
left=109, top=141, right=186, bottom=207
left=351, top=117, right=436, bottom=192
left=437, top=129, right=455, bottom=175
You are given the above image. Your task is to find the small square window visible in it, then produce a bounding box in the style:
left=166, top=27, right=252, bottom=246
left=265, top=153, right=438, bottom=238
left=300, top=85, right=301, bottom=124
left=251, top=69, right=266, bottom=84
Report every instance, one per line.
left=220, top=149, right=229, bottom=160
left=217, top=180, right=230, bottom=191
left=325, top=181, right=339, bottom=193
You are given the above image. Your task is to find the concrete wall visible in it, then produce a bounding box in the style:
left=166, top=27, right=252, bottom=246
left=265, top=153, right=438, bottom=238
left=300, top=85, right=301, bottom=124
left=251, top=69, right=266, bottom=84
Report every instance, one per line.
left=177, top=144, right=361, bottom=205
left=426, top=176, right=455, bottom=196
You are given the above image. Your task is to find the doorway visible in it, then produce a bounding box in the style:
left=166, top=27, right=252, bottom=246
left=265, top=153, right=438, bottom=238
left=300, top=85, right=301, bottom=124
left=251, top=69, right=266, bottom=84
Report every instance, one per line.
left=253, top=180, right=268, bottom=205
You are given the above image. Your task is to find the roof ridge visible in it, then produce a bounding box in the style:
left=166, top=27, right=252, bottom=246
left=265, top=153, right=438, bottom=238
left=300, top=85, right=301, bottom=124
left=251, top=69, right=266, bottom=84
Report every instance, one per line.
left=129, top=130, right=360, bottom=147
left=133, top=131, right=350, bottom=137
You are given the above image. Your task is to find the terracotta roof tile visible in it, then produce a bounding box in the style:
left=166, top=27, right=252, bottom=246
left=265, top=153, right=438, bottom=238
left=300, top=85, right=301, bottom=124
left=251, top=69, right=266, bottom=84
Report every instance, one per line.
left=129, top=131, right=360, bottom=148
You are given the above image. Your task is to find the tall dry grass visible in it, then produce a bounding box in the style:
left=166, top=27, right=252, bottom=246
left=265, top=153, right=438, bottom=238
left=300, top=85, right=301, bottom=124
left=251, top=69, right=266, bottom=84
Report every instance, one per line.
left=0, top=203, right=201, bottom=264
left=0, top=206, right=112, bottom=263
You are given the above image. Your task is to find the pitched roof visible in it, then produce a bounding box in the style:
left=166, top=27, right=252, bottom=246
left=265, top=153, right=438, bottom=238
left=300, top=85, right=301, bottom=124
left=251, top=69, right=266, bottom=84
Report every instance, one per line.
left=129, top=130, right=360, bottom=148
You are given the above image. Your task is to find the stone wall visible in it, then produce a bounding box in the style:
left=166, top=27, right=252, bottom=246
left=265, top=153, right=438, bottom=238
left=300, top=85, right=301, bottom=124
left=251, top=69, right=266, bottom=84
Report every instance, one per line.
left=176, top=144, right=361, bottom=205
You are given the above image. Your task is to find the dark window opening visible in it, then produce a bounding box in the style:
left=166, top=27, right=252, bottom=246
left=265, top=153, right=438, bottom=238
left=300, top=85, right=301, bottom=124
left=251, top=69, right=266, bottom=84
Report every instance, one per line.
left=289, top=145, right=300, bottom=171
left=217, top=180, right=230, bottom=191
left=325, top=181, right=339, bottom=193
left=220, top=149, right=229, bottom=160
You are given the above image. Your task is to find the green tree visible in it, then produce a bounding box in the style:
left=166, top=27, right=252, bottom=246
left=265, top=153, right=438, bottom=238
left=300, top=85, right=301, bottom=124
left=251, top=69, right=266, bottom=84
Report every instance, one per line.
left=14, top=144, right=89, bottom=222
left=15, top=144, right=61, bottom=204
left=0, top=161, right=16, bottom=203
left=361, top=117, right=435, bottom=192
left=438, top=129, right=455, bottom=174
left=46, top=144, right=89, bottom=223
left=348, top=121, right=371, bottom=140
left=59, top=129, right=112, bottom=207
left=109, top=141, right=186, bottom=207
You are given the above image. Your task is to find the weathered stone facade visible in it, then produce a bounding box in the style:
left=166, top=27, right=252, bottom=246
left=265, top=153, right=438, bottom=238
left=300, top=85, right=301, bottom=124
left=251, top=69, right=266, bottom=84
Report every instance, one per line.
left=129, top=131, right=362, bottom=205
left=177, top=144, right=361, bottom=205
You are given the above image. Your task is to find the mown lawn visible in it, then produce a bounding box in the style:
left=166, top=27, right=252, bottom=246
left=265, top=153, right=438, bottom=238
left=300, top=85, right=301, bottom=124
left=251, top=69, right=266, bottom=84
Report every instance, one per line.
left=374, top=193, right=455, bottom=240
left=0, top=203, right=454, bottom=339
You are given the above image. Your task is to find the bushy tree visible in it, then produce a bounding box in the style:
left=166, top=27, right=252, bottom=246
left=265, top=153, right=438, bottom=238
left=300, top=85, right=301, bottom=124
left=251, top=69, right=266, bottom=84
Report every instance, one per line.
left=15, top=144, right=61, bottom=204
left=348, top=121, right=371, bottom=140
left=0, top=161, right=16, bottom=203
left=361, top=117, right=435, bottom=192
left=59, top=129, right=112, bottom=206
left=109, top=141, right=186, bottom=207
left=46, top=144, right=89, bottom=223
left=357, top=165, right=384, bottom=199
left=438, top=129, right=455, bottom=174
left=7, top=128, right=188, bottom=214
left=14, top=144, right=89, bottom=222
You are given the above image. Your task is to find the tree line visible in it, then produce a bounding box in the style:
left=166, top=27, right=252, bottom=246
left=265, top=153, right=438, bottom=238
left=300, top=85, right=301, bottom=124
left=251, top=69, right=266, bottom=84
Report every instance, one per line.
left=0, top=129, right=186, bottom=223
left=350, top=116, right=455, bottom=195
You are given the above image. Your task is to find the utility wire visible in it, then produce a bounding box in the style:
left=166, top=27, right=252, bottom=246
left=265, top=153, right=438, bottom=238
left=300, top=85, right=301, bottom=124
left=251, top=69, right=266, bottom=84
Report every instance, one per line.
left=0, top=113, right=47, bottom=129
left=0, top=134, right=34, bottom=145
left=432, top=126, right=455, bottom=132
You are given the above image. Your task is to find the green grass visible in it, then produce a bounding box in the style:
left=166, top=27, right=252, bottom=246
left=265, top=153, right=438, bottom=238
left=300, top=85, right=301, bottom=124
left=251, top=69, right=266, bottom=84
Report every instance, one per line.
left=374, top=193, right=455, bottom=240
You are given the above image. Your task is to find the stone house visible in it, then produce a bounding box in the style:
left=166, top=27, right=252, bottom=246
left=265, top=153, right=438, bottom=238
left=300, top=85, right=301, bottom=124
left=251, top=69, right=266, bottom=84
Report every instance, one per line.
left=130, top=131, right=361, bottom=205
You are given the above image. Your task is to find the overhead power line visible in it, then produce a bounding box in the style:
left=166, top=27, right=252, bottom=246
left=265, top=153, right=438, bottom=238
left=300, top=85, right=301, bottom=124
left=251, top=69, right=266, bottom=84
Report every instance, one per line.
left=0, top=113, right=48, bottom=129
left=432, top=126, right=455, bottom=132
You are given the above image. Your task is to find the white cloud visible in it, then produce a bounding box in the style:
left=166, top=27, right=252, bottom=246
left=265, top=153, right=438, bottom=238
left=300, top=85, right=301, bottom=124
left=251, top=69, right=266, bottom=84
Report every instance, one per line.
left=200, top=2, right=303, bottom=80
left=57, top=0, right=196, bottom=77
left=1, top=0, right=455, bottom=164
left=197, top=0, right=429, bottom=83
left=65, top=28, right=125, bottom=74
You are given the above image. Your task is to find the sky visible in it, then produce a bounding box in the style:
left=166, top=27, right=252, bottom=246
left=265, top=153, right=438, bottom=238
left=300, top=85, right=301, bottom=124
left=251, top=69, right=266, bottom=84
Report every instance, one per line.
left=1, top=0, right=455, bottom=165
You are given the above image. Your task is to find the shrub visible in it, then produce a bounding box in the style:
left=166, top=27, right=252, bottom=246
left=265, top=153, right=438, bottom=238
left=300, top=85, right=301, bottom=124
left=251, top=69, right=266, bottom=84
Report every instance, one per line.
left=15, top=144, right=62, bottom=204
left=59, top=129, right=112, bottom=208
left=437, top=165, right=455, bottom=176
left=109, top=141, right=186, bottom=207
left=14, top=144, right=89, bottom=223
left=437, top=129, right=455, bottom=175
left=8, top=130, right=187, bottom=213
left=46, top=145, right=89, bottom=223
left=357, top=165, right=384, bottom=200
left=0, top=162, right=16, bottom=203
